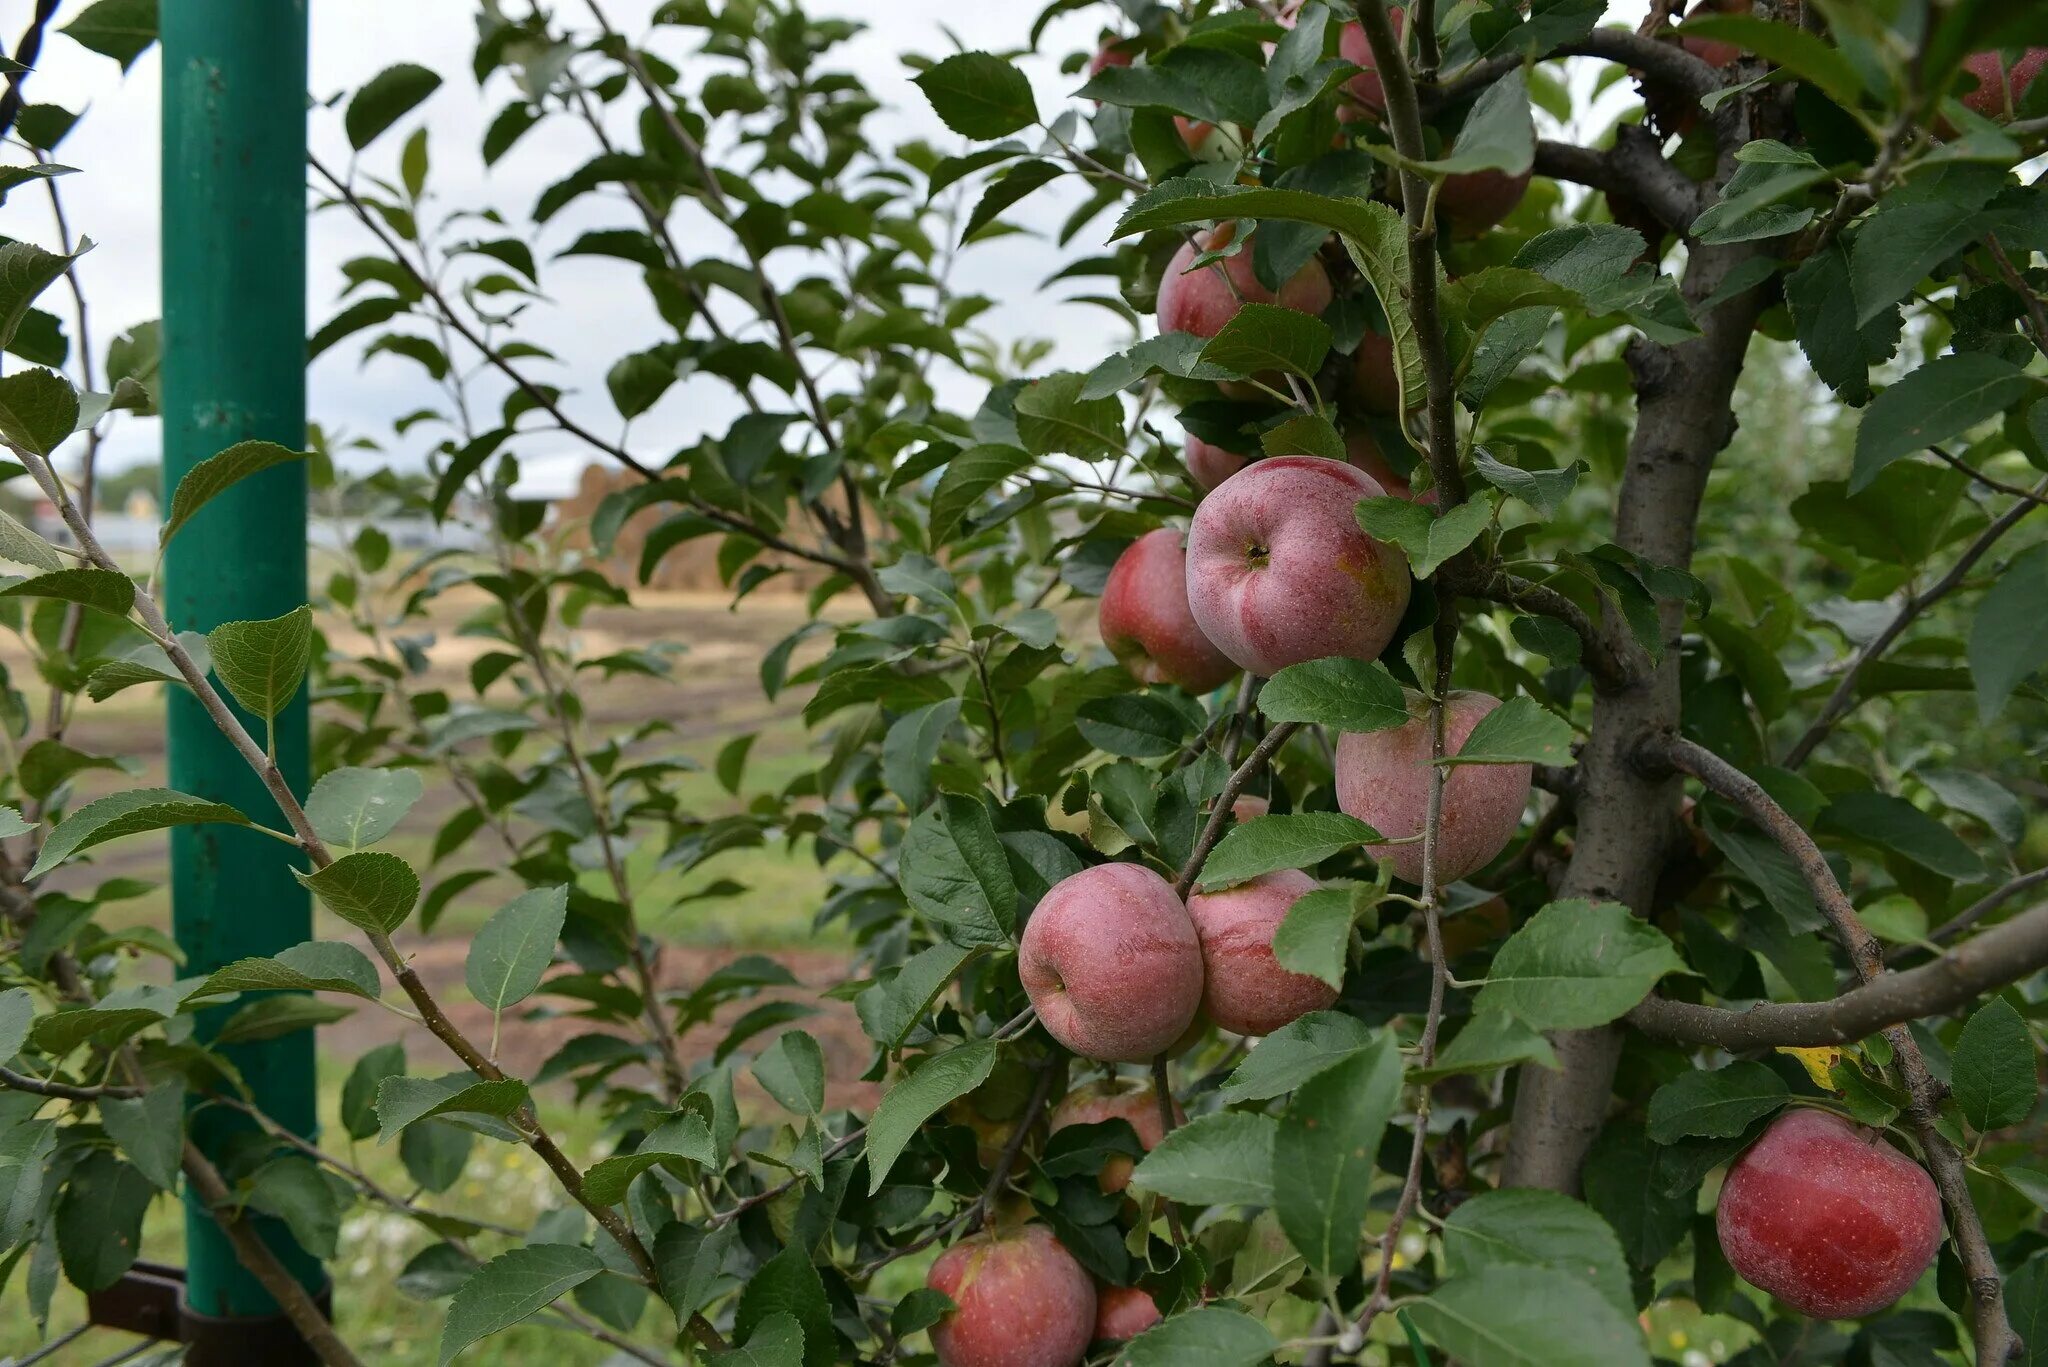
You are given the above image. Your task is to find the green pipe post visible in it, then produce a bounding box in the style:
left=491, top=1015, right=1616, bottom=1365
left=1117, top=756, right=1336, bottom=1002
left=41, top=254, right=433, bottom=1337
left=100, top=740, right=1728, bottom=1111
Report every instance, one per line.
left=161, top=0, right=323, bottom=1328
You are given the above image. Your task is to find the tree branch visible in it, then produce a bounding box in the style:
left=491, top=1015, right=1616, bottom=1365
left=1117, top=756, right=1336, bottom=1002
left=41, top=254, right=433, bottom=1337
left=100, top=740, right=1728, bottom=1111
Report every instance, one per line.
left=0, top=0, right=59, bottom=142
left=0, top=1064, right=143, bottom=1101
left=1454, top=565, right=1639, bottom=688
left=1173, top=722, right=1301, bottom=898
left=1783, top=477, right=2047, bottom=769
left=1534, top=129, right=1702, bottom=233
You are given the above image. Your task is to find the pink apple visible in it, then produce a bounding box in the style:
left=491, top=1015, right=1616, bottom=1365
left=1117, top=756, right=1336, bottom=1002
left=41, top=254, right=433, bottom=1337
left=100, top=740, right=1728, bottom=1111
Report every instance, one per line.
left=1087, top=41, right=1134, bottom=79
left=1438, top=167, right=1531, bottom=237
left=928, top=1224, right=1097, bottom=1367
left=1335, top=689, right=1531, bottom=885
left=1351, top=328, right=1405, bottom=414
left=1231, top=793, right=1270, bottom=824
left=1175, top=118, right=1246, bottom=162
left=1959, top=48, right=2048, bottom=121
left=1344, top=426, right=1411, bottom=499
left=1048, top=1077, right=1182, bottom=1192
left=1019, top=864, right=1205, bottom=1062
left=1099, top=529, right=1237, bottom=693
left=1717, top=1109, right=1943, bottom=1320
left=1187, top=869, right=1340, bottom=1035
left=1158, top=226, right=1334, bottom=340
left=1186, top=433, right=1251, bottom=493
left=1679, top=0, right=1747, bottom=69
left=1184, top=456, right=1412, bottom=677
left=1337, top=9, right=1406, bottom=124
left=1093, top=1284, right=1162, bottom=1343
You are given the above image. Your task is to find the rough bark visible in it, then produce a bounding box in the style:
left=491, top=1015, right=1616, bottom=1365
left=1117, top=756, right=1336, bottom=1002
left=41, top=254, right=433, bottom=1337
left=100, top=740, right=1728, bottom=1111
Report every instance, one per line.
left=1499, top=240, right=1769, bottom=1192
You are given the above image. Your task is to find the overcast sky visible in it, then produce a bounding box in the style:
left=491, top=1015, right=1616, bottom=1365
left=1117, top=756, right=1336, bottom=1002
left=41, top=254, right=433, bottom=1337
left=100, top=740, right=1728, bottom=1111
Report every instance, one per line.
left=4, top=0, right=1651, bottom=483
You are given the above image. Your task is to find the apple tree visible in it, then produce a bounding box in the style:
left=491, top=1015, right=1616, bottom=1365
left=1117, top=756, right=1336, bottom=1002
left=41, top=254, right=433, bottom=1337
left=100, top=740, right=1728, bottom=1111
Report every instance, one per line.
left=2, top=0, right=2048, bottom=1364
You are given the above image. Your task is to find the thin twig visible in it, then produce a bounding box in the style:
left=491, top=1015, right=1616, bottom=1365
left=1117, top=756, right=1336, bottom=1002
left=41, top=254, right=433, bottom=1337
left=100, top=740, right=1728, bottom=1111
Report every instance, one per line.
left=1174, top=722, right=1301, bottom=898
left=0, top=1064, right=143, bottom=1101
left=1928, top=445, right=2048, bottom=506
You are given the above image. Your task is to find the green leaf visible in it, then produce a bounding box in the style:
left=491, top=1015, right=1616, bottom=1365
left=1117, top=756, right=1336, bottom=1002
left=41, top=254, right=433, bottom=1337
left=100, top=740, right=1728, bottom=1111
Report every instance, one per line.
left=378, top=1074, right=529, bottom=1144
left=1081, top=332, right=1241, bottom=399
left=0, top=804, right=31, bottom=840
left=1198, top=304, right=1333, bottom=381
left=914, top=52, right=1037, bottom=140
left=1476, top=900, right=1686, bottom=1031
left=1258, top=657, right=1408, bottom=732
left=865, top=1039, right=998, bottom=1193
left=898, top=796, right=1019, bottom=947
left=1355, top=493, right=1494, bottom=579
left=1417, top=1010, right=1560, bottom=1079
left=1261, top=413, right=1346, bottom=461
left=0, top=986, right=32, bottom=1061
left=162, top=440, right=308, bottom=546
left=1514, top=224, right=1700, bottom=343
left=1118, top=1307, right=1279, bottom=1367
left=1076, top=694, right=1190, bottom=758
left=349, top=63, right=444, bottom=150
left=1644, top=1062, right=1789, bottom=1143
left=1441, top=1189, right=1633, bottom=1318
left=1471, top=450, right=1582, bottom=519
left=753, top=1031, right=826, bottom=1117
left=439, top=1244, right=603, bottom=1365
left=1953, top=997, right=2036, bottom=1133
left=583, top=1112, right=716, bottom=1207
left=244, top=1158, right=346, bottom=1260
left=1197, top=812, right=1382, bottom=891
left=191, top=941, right=382, bottom=1002
left=1441, top=694, right=1575, bottom=767
left=1681, top=15, right=1868, bottom=108
left=306, top=766, right=426, bottom=851
left=1219, top=1010, right=1374, bottom=1103
left=1274, top=1037, right=1401, bottom=1276
left=213, top=995, right=353, bottom=1045
left=55, top=1152, right=152, bottom=1292
left=735, top=1244, right=835, bottom=1367
left=296, top=851, right=421, bottom=935
left=59, top=0, right=156, bottom=71
left=30, top=787, right=249, bottom=878
left=714, top=1312, right=806, bottom=1367
left=1787, top=243, right=1899, bottom=407
left=1408, top=1265, right=1652, bottom=1367
left=1272, top=887, right=1363, bottom=991
left=0, top=368, right=77, bottom=455
left=1689, top=142, right=1827, bottom=245
left=1130, top=1111, right=1278, bottom=1206
left=1851, top=353, right=2033, bottom=493
left=882, top=698, right=960, bottom=815
left=857, top=942, right=977, bottom=1049
left=0, top=238, right=91, bottom=355
left=929, top=444, right=1033, bottom=544
left=207, top=605, right=314, bottom=721
left=99, top=1084, right=183, bottom=1191
left=1970, top=543, right=2048, bottom=722
left=341, top=1042, right=406, bottom=1142
left=1407, top=68, right=1535, bottom=176
left=466, top=886, right=568, bottom=1013
left=1014, top=371, right=1125, bottom=460
left=0, top=568, right=135, bottom=617
left=1817, top=791, right=1982, bottom=882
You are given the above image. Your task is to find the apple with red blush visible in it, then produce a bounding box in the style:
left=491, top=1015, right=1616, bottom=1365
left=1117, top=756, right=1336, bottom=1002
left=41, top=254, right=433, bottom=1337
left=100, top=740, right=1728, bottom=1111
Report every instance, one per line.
left=1093, top=1284, right=1163, bottom=1343
left=927, top=1224, right=1097, bottom=1367
left=1188, top=868, right=1340, bottom=1035
left=1099, top=529, right=1237, bottom=693
left=1716, top=1108, right=1944, bottom=1320
left=1020, top=864, right=1205, bottom=1062
left=1959, top=48, right=2048, bottom=121
left=1437, top=166, right=1531, bottom=236
left=1185, top=456, right=1412, bottom=677
left=1351, top=327, right=1405, bottom=415
left=1335, top=689, right=1531, bottom=885
left=1158, top=225, right=1334, bottom=340
left=1678, top=0, right=1747, bottom=70
left=1336, top=8, right=1405, bottom=124
left=1048, top=1077, right=1182, bottom=1193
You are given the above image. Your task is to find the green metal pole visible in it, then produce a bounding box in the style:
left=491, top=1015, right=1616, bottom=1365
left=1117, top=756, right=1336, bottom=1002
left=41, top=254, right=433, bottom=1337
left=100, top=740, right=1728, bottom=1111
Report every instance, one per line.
left=161, top=0, right=323, bottom=1327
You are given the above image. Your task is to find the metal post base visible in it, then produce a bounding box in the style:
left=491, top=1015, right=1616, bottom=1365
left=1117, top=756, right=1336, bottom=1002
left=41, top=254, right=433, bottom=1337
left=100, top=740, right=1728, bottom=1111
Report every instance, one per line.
left=86, top=1261, right=334, bottom=1365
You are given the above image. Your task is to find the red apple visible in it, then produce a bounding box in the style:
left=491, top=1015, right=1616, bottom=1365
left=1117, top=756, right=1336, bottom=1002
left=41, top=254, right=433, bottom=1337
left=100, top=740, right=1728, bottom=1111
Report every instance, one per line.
left=1186, top=433, right=1251, bottom=493
left=1344, top=426, right=1411, bottom=499
left=928, top=1224, right=1097, bottom=1367
left=1334, top=689, right=1532, bottom=885
left=1716, top=1109, right=1943, bottom=1320
left=1438, top=167, right=1531, bottom=237
left=1158, top=226, right=1334, bottom=340
left=1337, top=9, right=1406, bottom=124
left=1231, top=793, right=1270, bottom=824
left=1959, top=48, right=2048, bottom=121
left=1679, top=0, right=1747, bottom=70
left=1184, top=456, right=1412, bottom=677
left=1088, top=41, right=1135, bottom=80
left=1019, top=864, right=1205, bottom=1062
left=1351, top=328, right=1405, bottom=414
left=1175, top=118, right=1246, bottom=162
left=1048, top=1077, right=1182, bottom=1192
left=1099, top=529, right=1237, bottom=693
left=1187, top=868, right=1340, bottom=1035
left=1093, top=1284, right=1163, bottom=1343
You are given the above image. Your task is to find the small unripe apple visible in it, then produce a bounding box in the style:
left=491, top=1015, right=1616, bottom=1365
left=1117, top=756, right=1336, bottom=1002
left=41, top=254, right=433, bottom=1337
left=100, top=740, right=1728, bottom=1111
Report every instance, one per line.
left=1188, top=868, right=1340, bottom=1035
left=1336, top=9, right=1406, bottom=124
left=1048, top=1077, right=1182, bottom=1192
left=1679, top=0, right=1747, bottom=70
left=1351, top=328, right=1405, bottom=414
left=1438, top=167, right=1532, bottom=237
left=1184, top=456, right=1412, bottom=677
left=1959, top=48, right=2048, bottom=121
left=1335, top=689, right=1531, bottom=885
left=928, top=1224, right=1097, bottom=1367
left=1093, top=1284, right=1163, bottom=1343
left=1020, top=864, right=1205, bottom=1062
left=1099, top=529, right=1238, bottom=693
left=1158, top=226, right=1335, bottom=340
left=1716, top=1109, right=1943, bottom=1320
